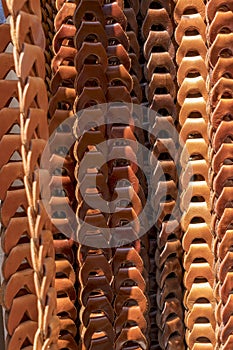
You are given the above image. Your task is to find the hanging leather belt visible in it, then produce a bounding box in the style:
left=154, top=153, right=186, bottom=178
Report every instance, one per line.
left=2, top=0, right=59, bottom=348
left=141, top=0, right=184, bottom=349
left=73, top=1, right=149, bottom=349
left=174, top=0, right=216, bottom=349
left=48, top=2, right=78, bottom=349
left=207, top=1, right=233, bottom=348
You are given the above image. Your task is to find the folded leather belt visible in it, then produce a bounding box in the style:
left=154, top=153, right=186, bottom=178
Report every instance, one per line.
left=207, top=2, right=233, bottom=348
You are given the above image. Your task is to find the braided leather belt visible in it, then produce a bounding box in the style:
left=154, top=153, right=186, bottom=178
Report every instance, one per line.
left=174, top=0, right=216, bottom=349
left=1, top=0, right=59, bottom=348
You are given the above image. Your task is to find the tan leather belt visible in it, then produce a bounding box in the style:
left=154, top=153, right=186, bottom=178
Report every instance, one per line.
left=174, top=0, right=216, bottom=349
left=207, top=1, right=233, bottom=348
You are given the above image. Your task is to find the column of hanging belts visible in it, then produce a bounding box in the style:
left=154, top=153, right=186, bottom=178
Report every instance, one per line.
left=73, top=0, right=150, bottom=348
left=0, top=4, right=34, bottom=349
left=48, top=1, right=78, bottom=349
left=72, top=0, right=114, bottom=349
left=174, top=0, right=216, bottom=349
left=138, top=2, right=159, bottom=348
left=141, top=0, right=184, bottom=349
left=105, top=1, right=149, bottom=349
left=207, top=1, right=233, bottom=349
left=2, top=0, right=59, bottom=349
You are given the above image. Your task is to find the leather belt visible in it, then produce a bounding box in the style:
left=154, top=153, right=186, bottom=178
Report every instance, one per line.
left=73, top=1, right=149, bottom=349
left=2, top=0, right=59, bottom=349
left=141, top=1, right=184, bottom=349
left=74, top=1, right=148, bottom=349
left=174, top=1, right=216, bottom=349
left=207, top=2, right=233, bottom=348
left=73, top=12, right=111, bottom=346
left=49, top=1, right=78, bottom=349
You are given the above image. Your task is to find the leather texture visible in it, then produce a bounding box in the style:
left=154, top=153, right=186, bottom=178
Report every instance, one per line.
left=1, top=1, right=233, bottom=350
